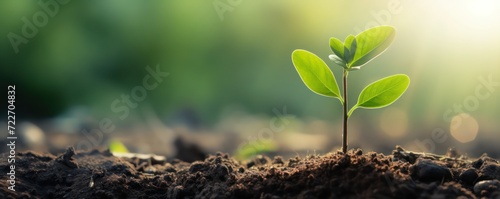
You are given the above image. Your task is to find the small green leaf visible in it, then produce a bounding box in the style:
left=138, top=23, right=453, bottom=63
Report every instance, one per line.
left=343, top=35, right=356, bottom=64
left=329, top=37, right=344, bottom=59
left=349, top=38, right=357, bottom=60
left=350, top=26, right=395, bottom=67
left=349, top=74, right=409, bottom=116
left=343, top=46, right=351, bottom=64
left=109, top=139, right=129, bottom=153
left=292, top=50, right=343, bottom=101
left=234, top=139, right=278, bottom=160
left=344, top=35, right=356, bottom=52
left=328, top=54, right=347, bottom=68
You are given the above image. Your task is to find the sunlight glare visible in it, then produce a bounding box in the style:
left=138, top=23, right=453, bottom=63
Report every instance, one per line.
left=466, top=0, right=496, bottom=18
left=449, top=0, right=499, bottom=29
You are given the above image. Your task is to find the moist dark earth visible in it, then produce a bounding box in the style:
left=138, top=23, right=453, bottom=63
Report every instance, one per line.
left=1, top=146, right=499, bottom=199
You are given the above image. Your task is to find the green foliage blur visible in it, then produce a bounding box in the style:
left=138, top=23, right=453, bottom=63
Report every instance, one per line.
left=1, top=0, right=500, bottom=138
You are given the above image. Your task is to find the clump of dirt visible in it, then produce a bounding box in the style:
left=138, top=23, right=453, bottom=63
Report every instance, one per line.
left=1, top=146, right=499, bottom=198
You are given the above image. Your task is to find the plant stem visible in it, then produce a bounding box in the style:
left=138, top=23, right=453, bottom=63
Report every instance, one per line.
left=342, top=70, right=348, bottom=153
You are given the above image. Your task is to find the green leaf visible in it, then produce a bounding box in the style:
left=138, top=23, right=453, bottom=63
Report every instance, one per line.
left=234, top=139, right=278, bottom=160
left=328, top=54, right=347, bottom=69
left=349, top=26, right=395, bottom=67
left=329, top=37, right=344, bottom=59
left=348, top=37, right=357, bottom=60
left=292, top=50, right=342, bottom=101
left=348, top=74, right=409, bottom=117
left=109, top=139, right=129, bottom=153
left=344, top=35, right=356, bottom=52
left=343, top=35, right=356, bottom=64
left=343, top=46, right=351, bottom=64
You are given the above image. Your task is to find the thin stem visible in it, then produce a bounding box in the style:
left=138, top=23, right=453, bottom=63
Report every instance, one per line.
left=342, top=70, right=348, bottom=153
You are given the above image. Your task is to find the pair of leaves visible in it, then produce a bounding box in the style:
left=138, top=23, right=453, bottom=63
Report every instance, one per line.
left=329, top=26, right=395, bottom=70
left=291, top=50, right=409, bottom=114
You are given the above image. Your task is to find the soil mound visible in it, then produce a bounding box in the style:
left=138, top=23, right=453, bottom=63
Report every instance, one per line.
left=1, top=146, right=499, bottom=198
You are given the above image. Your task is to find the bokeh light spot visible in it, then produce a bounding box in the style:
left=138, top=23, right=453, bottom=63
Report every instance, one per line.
left=450, top=113, right=478, bottom=143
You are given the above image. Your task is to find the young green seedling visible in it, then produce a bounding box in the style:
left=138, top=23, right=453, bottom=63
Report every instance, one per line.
left=291, top=26, right=410, bottom=153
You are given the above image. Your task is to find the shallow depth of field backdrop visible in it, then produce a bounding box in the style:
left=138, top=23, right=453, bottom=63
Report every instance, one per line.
left=1, top=0, right=499, bottom=158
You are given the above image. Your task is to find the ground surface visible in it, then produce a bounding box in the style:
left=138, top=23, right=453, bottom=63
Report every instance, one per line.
left=1, top=146, right=499, bottom=199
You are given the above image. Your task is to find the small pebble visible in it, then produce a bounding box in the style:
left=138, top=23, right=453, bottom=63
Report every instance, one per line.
left=479, top=163, right=500, bottom=180
left=355, top=149, right=363, bottom=156
left=254, top=155, right=268, bottom=165
left=472, top=158, right=484, bottom=169
left=146, top=166, right=156, bottom=173
left=473, top=180, right=500, bottom=195
left=273, top=156, right=284, bottom=165
left=89, top=176, right=94, bottom=188
left=411, top=159, right=452, bottom=183
left=459, top=169, right=478, bottom=185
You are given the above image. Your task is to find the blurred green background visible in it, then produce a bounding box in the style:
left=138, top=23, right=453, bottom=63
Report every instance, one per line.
left=1, top=0, right=499, bottom=157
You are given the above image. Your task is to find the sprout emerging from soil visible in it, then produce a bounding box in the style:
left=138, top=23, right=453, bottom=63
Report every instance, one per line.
left=292, top=26, right=410, bottom=153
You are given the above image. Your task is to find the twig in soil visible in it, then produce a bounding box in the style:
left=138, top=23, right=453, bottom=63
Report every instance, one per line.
left=393, top=146, right=472, bottom=165
left=89, top=170, right=95, bottom=188
left=89, top=176, right=94, bottom=188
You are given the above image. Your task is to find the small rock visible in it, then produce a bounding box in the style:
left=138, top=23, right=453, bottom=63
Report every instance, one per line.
left=170, top=185, right=184, bottom=198
left=247, top=155, right=270, bottom=168
left=391, top=146, right=418, bottom=163
left=254, top=155, right=268, bottom=165
left=163, top=163, right=176, bottom=173
left=145, top=166, right=156, bottom=174
left=411, top=159, right=452, bottom=183
left=287, top=156, right=301, bottom=167
left=473, top=180, right=500, bottom=196
left=273, top=156, right=284, bottom=165
left=459, top=169, right=478, bottom=185
left=246, top=161, right=255, bottom=168
left=472, top=158, right=484, bottom=169
left=213, top=165, right=230, bottom=181
left=479, top=163, right=500, bottom=180
left=56, top=146, right=78, bottom=168
left=354, top=149, right=363, bottom=156
left=188, top=162, right=205, bottom=173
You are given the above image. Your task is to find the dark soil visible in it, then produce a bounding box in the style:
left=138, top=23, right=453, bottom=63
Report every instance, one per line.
left=1, top=146, right=499, bottom=199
